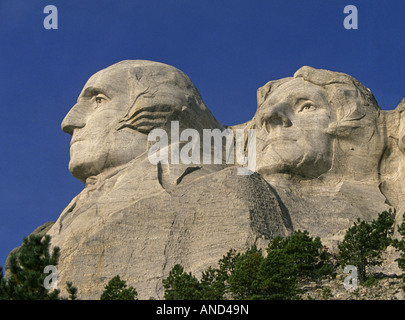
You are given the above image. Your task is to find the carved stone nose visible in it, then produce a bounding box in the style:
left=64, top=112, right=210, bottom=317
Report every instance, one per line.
left=61, top=105, right=86, bottom=135
left=260, top=103, right=292, bottom=133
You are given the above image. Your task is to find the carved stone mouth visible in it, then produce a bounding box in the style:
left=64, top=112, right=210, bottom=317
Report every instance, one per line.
left=70, top=138, right=83, bottom=146
left=263, top=137, right=297, bottom=151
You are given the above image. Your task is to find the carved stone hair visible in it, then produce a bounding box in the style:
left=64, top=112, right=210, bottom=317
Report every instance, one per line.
left=103, top=60, right=221, bottom=134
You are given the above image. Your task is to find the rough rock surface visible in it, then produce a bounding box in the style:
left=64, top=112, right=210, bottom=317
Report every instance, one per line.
left=235, top=65, right=403, bottom=251
left=7, top=61, right=405, bottom=299
left=300, top=253, right=404, bottom=300
left=48, top=167, right=289, bottom=299
left=301, top=272, right=404, bottom=300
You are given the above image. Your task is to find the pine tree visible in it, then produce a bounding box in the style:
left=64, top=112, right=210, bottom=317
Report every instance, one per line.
left=268, top=230, right=331, bottom=279
left=161, top=232, right=330, bottom=300
left=162, top=250, right=240, bottom=300
left=227, top=246, right=264, bottom=299
left=6, top=234, right=61, bottom=299
left=0, top=267, right=8, bottom=300
left=66, top=281, right=78, bottom=300
left=338, top=211, right=395, bottom=283
left=198, top=266, right=226, bottom=300
left=392, top=213, right=405, bottom=287
left=253, top=249, right=300, bottom=300
left=226, top=244, right=302, bottom=300
left=0, top=234, right=78, bottom=300
left=100, top=275, right=138, bottom=300
left=162, top=265, right=202, bottom=300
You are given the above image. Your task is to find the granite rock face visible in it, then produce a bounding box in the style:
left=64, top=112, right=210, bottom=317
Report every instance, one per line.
left=48, top=166, right=290, bottom=299
left=234, top=66, right=396, bottom=249
left=45, top=60, right=291, bottom=299
left=9, top=61, right=405, bottom=299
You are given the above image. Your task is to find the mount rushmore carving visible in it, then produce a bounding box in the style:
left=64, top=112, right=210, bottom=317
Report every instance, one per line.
left=12, top=60, right=405, bottom=299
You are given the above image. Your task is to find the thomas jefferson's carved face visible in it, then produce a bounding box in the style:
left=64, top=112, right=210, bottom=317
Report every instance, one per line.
left=61, top=66, right=148, bottom=182
left=255, top=78, right=333, bottom=178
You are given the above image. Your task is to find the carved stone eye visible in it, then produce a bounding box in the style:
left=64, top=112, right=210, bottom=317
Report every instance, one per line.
left=95, top=97, right=104, bottom=104
left=94, top=94, right=108, bottom=108
left=299, top=104, right=316, bottom=112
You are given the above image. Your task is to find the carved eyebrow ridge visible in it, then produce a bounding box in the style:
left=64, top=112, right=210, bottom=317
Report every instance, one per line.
left=81, top=86, right=111, bottom=99
left=295, top=97, right=313, bottom=104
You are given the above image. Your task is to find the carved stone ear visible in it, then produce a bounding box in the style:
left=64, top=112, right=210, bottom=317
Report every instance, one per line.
left=326, top=93, right=366, bottom=138
left=119, top=70, right=152, bottom=125
left=326, top=122, right=352, bottom=138
left=326, top=119, right=363, bottom=138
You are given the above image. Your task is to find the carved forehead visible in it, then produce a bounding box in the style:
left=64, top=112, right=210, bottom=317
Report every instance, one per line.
left=257, top=66, right=381, bottom=124
left=82, top=60, right=201, bottom=102
left=104, top=60, right=194, bottom=87
left=264, top=78, right=329, bottom=105
left=295, top=66, right=379, bottom=109
left=81, top=66, right=130, bottom=96
left=76, top=60, right=221, bottom=133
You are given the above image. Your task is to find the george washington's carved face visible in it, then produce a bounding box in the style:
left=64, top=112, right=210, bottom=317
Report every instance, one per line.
left=61, top=65, right=149, bottom=183
left=61, top=60, right=223, bottom=183
left=255, top=78, right=333, bottom=178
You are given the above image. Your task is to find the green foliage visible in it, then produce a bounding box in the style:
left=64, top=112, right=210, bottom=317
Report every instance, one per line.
left=162, top=230, right=333, bottom=300
left=268, top=230, right=333, bottom=279
left=3, top=235, right=61, bottom=300
left=363, top=275, right=378, bottom=287
left=199, top=266, right=227, bottom=300
left=370, top=210, right=396, bottom=253
left=100, top=275, right=138, bottom=300
left=392, top=213, right=405, bottom=273
left=162, top=264, right=203, bottom=300
left=163, top=246, right=300, bottom=300
left=162, top=250, right=242, bottom=300
left=66, top=281, right=78, bottom=300
left=0, top=234, right=77, bottom=300
left=201, top=248, right=240, bottom=299
left=392, top=213, right=405, bottom=290
left=228, top=246, right=264, bottom=299
left=0, top=267, right=7, bottom=300
left=338, top=210, right=395, bottom=283
left=252, top=249, right=300, bottom=300
left=321, top=287, right=332, bottom=300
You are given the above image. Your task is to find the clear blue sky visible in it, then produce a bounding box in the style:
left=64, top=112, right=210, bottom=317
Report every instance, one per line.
left=1, top=0, right=404, bottom=269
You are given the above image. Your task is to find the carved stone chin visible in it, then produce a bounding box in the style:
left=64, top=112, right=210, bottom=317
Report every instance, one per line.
left=8, top=61, right=403, bottom=299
